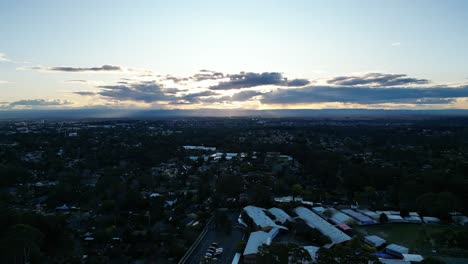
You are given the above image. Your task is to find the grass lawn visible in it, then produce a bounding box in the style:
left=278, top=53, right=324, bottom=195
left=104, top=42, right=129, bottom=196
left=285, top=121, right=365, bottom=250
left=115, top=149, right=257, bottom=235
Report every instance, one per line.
left=354, top=224, right=468, bottom=263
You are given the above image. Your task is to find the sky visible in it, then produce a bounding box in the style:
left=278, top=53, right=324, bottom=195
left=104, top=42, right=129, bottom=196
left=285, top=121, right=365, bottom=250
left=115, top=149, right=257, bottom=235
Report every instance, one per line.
left=1, top=0, right=468, bottom=110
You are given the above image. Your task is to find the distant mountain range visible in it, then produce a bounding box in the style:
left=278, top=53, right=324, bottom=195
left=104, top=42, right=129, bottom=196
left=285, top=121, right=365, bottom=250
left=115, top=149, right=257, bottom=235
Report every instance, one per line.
left=2, top=108, right=468, bottom=120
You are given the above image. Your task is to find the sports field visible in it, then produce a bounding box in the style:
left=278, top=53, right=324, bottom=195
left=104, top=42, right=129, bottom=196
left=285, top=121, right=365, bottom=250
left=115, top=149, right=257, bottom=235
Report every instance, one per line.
left=354, top=224, right=468, bottom=263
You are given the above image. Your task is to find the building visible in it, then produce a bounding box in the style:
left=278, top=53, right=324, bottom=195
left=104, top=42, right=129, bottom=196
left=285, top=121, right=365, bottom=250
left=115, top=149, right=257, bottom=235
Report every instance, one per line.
left=341, top=209, right=375, bottom=225
left=404, top=215, right=422, bottom=224
left=364, top=235, right=386, bottom=247
left=328, top=208, right=354, bottom=225
left=243, top=228, right=279, bottom=263
left=387, top=214, right=406, bottom=223
left=402, top=254, right=424, bottom=262
left=267, top=208, right=291, bottom=224
left=452, top=215, right=468, bottom=226
left=422, top=216, right=440, bottom=224
left=359, top=209, right=381, bottom=221
left=243, top=206, right=288, bottom=231
left=303, top=246, right=320, bottom=263
left=294, top=207, right=351, bottom=246
left=385, top=244, right=409, bottom=258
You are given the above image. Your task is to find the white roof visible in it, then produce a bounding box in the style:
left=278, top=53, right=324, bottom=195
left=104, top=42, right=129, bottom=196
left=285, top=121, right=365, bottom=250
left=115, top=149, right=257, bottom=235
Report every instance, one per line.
left=243, top=206, right=287, bottom=230
left=329, top=208, right=353, bottom=225
left=268, top=208, right=291, bottom=224
left=364, top=235, right=386, bottom=247
left=183, top=145, right=216, bottom=151
left=422, top=216, right=440, bottom=223
left=387, top=215, right=404, bottom=221
left=402, top=254, right=424, bottom=262
left=404, top=216, right=422, bottom=222
left=359, top=209, right=380, bottom=219
left=303, top=246, right=320, bottom=261
left=386, top=244, right=409, bottom=254
left=312, top=206, right=326, bottom=213
left=294, top=207, right=351, bottom=245
left=274, top=196, right=303, bottom=203
left=342, top=209, right=375, bottom=224
left=380, top=259, right=410, bottom=264
left=243, top=228, right=279, bottom=255
left=231, top=253, right=241, bottom=264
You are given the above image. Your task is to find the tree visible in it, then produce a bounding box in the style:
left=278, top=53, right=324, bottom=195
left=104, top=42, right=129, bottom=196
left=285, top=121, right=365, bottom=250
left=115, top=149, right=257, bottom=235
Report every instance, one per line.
left=257, top=243, right=311, bottom=264
left=0, top=224, right=44, bottom=263
left=316, top=239, right=380, bottom=264
left=236, top=241, right=247, bottom=253
left=291, top=184, right=303, bottom=200
left=379, top=213, right=388, bottom=224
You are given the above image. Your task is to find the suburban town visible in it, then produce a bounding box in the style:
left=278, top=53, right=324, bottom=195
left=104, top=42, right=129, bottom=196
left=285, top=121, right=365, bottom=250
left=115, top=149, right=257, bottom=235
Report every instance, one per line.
left=1, top=117, right=467, bottom=264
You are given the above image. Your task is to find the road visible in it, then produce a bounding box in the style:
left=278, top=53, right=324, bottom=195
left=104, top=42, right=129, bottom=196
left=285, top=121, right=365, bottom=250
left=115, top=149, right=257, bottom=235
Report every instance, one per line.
left=185, top=212, right=244, bottom=264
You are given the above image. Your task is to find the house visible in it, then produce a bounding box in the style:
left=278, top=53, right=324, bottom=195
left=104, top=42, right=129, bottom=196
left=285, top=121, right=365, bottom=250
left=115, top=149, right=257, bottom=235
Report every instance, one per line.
left=364, top=235, right=386, bottom=247
left=385, top=244, right=409, bottom=258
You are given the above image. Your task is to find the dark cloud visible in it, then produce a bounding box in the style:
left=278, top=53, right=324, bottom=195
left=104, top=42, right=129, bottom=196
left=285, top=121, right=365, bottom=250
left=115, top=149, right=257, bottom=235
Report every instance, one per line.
left=192, top=71, right=224, bottom=81
left=209, top=72, right=310, bottom=90
left=97, top=81, right=176, bottom=103
left=327, top=73, right=429, bottom=86
left=73, top=91, right=96, bottom=96
left=65, top=79, right=88, bottom=83
left=164, top=88, right=185, bottom=94
left=231, top=90, right=264, bottom=101
left=198, top=90, right=264, bottom=104
left=8, top=99, right=73, bottom=107
left=261, top=85, right=468, bottom=105
left=165, top=75, right=190, bottom=83
left=34, top=65, right=122, bottom=72
left=179, top=91, right=220, bottom=103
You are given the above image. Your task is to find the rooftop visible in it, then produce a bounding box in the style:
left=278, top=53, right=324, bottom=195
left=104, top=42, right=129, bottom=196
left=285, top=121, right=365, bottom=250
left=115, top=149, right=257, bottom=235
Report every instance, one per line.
left=294, top=207, right=351, bottom=246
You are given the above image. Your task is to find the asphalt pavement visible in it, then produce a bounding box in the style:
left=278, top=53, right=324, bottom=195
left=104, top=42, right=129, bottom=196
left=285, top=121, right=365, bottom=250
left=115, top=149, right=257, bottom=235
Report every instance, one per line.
left=185, top=212, right=244, bottom=264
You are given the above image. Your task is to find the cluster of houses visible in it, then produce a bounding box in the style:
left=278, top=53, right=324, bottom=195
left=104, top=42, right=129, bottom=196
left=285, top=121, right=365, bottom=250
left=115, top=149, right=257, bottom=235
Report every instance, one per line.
left=237, top=204, right=450, bottom=263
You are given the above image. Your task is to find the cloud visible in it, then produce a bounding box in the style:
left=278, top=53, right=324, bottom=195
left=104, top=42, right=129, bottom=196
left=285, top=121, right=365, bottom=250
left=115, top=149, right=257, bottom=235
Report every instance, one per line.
left=209, top=72, right=310, bottom=90
left=198, top=90, right=264, bottom=104
left=73, top=91, right=96, bottom=96
left=327, top=73, right=429, bottom=86
left=30, top=65, right=122, bottom=72
left=0, top=53, right=10, bottom=62
left=96, top=81, right=177, bottom=103
left=177, top=91, right=220, bottom=104
left=391, top=42, right=401, bottom=46
left=7, top=99, right=73, bottom=108
left=65, top=80, right=88, bottom=83
left=261, top=85, right=468, bottom=105
left=192, top=70, right=225, bottom=81
left=0, top=80, right=8, bottom=84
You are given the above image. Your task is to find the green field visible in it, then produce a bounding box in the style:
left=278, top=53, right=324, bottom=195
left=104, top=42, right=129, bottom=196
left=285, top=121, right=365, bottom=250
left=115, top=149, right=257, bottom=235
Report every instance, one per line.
left=354, top=224, right=468, bottom=263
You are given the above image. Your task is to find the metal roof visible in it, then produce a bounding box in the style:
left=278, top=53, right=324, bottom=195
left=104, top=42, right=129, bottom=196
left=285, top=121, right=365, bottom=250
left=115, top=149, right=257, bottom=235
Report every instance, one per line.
left=267, top=207, right=291, bottom=224
left=364, top=235, right=386, bottom=247
left=294, top=207, right=351, bottom=245
left=243, top=206, right=288, bottom=230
